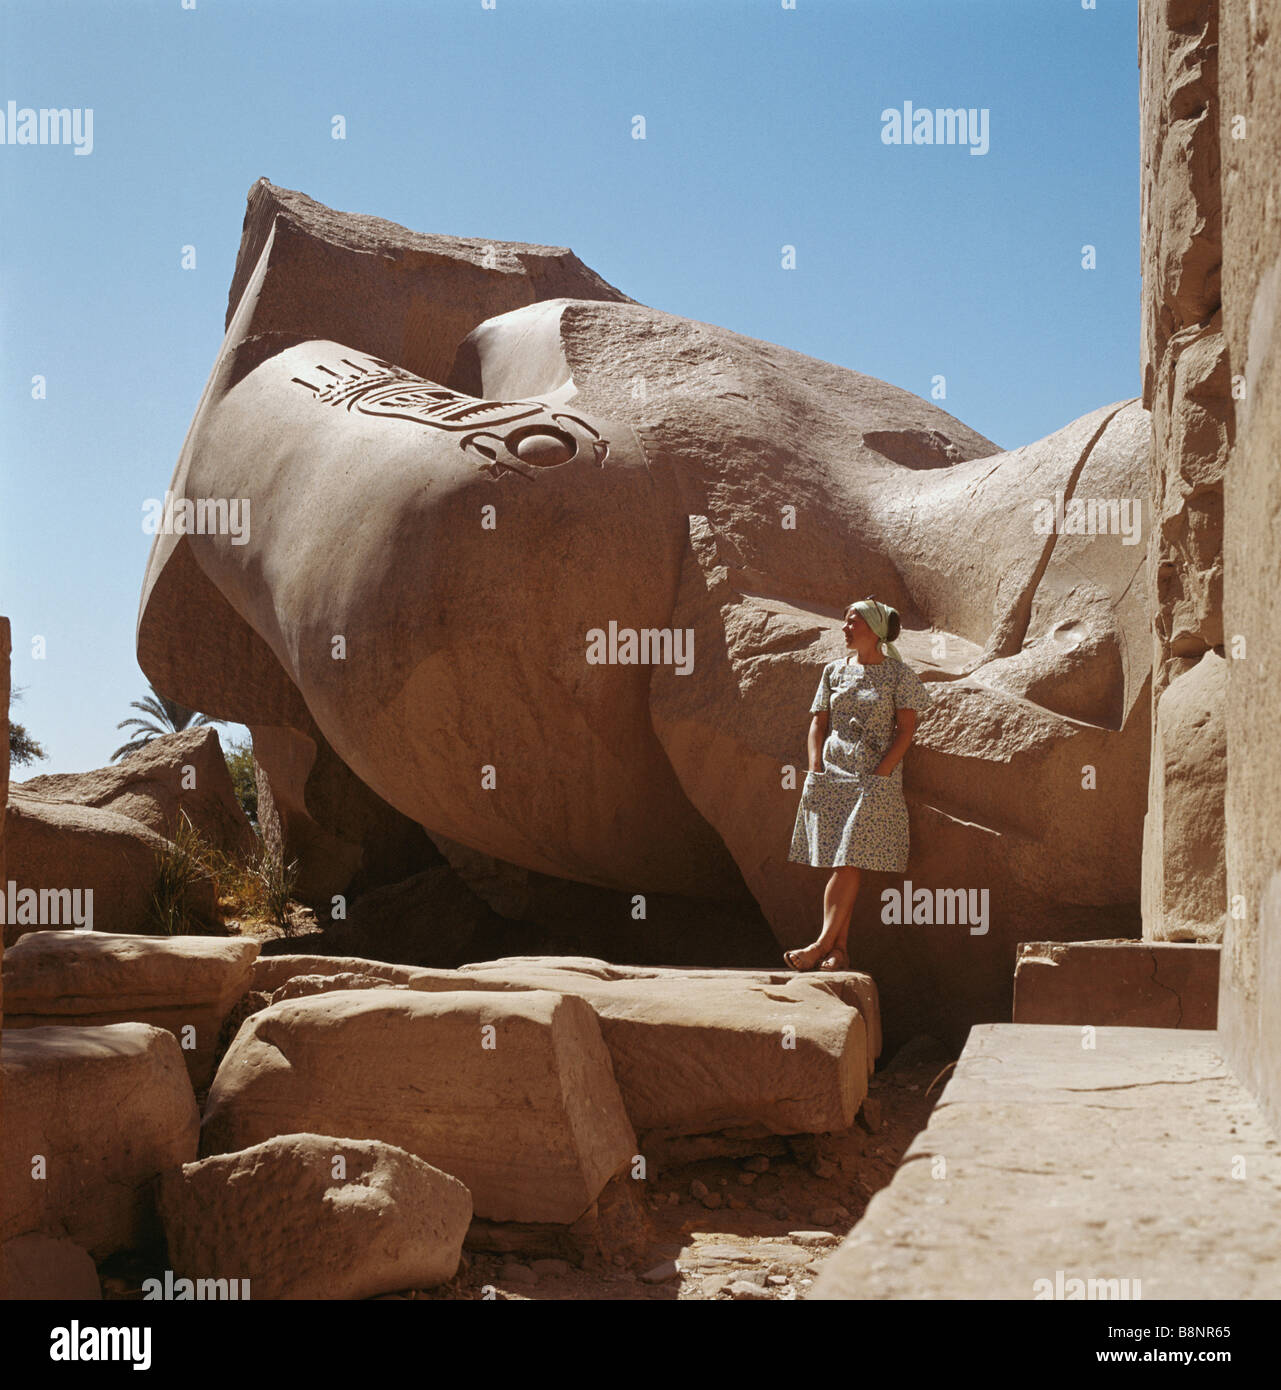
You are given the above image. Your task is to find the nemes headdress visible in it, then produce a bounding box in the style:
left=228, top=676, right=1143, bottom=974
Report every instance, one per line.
left=850, top=598, right=902, bottom=662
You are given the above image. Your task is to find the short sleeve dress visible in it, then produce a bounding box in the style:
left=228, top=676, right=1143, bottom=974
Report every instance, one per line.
left=788, top=656, right=934, bottom=872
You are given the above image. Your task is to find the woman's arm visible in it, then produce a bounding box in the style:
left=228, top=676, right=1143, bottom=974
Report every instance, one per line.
left=875, top=707, right=918, bottom=776
left=807, top=712, right=828, bottom=772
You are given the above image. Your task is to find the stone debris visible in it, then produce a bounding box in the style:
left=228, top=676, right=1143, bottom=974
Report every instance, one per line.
left=4, top=930, right=258, bottom=1088
left=789, top=1231, right=841, bottom=1249
left=160, top=1133, right=471, bottom=1300
left=15, top=726, right=254, bottom=856
left=201, top=987, right=636, bottom=1224
left=2, top=1023, right=198, bottom=1260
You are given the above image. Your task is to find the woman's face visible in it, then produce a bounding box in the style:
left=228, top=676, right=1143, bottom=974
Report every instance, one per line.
left=843, top=609, right=870, bottom=644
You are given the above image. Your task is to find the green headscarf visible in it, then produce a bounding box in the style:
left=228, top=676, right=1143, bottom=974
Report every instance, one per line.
left=850, top=598, right=902, bottom=662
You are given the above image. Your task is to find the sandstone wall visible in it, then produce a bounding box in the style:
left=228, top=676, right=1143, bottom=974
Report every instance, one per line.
left=1143, top=0, right=1281, bottom=1130
left=1217, top=0, right=1281, bottom=1133
left=1139, top=0, right=1231, bottom=942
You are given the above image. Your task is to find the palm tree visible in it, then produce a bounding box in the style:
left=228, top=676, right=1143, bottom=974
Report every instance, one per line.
left=9, top=686, right=48, bottom=768
left=111, top=685, right=225, bottom=762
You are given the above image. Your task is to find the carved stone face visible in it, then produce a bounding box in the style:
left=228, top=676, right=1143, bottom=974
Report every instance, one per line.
left=289, top=349, right=608, bottom=480
left=139, top=206, right=1152, bottom=1039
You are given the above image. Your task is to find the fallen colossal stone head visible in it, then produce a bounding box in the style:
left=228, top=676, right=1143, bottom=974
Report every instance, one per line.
left=138, top=181, right=1151, bottom=1041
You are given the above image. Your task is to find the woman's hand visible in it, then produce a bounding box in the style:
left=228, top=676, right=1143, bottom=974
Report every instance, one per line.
left=875, top=710, right=919, bottom=777
left=806, top=711, right=829, bottom=778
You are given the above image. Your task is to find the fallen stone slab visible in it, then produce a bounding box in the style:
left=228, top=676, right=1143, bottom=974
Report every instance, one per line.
left=251, top=953, right=881, bottom=1064
left=809, top=1024, right=1281, bottom=1300
left=201, top=988, right=636, bottom=1224
left=159, top=1133, right=472, bottom=1299
left=624, top=962, right=880, bottom=1070
left=269, top=971, right=405, bottom=1005
left=3, top=931, right=259, bottom=1089
left=1, top=1023, right=199, bottom=1260
left=15, top=726, right=255, bottom=858
left=424, top=957, right=880, bottom=1069
left=1013, top=939, right=1218, bottom=1029
left=407, top=957, right=869, bottom=1139
left=250, top=953, right=422, bottom=995
left=1, top=1233, right=101, bottom=1300
left=2, top=796, right=212, bottom=943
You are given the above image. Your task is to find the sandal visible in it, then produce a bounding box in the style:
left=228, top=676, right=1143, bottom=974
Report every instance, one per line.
left=819, top=947, right=850, bottom=972
left=784, top=943, right=828, bottom=972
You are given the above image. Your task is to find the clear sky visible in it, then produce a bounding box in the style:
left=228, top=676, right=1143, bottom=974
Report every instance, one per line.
left=1, top=0, right=1139, bottom=775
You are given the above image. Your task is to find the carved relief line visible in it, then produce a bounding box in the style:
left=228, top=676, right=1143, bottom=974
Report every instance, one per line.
left=290, top=353, right=609, bottom=480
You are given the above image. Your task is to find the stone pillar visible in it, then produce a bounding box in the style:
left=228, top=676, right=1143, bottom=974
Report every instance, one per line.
left=1, top=617, right=8, bottom=1298
left=2, top=616, right=9, bottom=1020
left=1139, top=0, right=1231, bottom=941
left=1217, top=0, right=1281, bottom=1134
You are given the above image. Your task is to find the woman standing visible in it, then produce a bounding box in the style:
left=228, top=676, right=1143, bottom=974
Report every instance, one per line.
left=785, top=598, right=933, bottom=971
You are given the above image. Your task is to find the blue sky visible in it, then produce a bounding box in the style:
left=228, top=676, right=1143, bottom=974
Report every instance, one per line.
left=1, top=0, right=1139, bottom=775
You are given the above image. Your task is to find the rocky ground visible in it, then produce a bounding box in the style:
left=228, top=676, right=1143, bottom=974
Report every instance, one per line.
left=97, top=1048, right=947, bottom=1304
left=435, top=1049, right=946, bottom=1302
left=86, top=907, right=951, bottom=1303
left=432, top=1049, right=942, bottom=1305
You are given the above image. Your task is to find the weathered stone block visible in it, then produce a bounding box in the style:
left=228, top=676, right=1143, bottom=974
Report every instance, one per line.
left=201, top=988, right=635, bottom=1224
left=1013, top=939, right=1219, bottom=1029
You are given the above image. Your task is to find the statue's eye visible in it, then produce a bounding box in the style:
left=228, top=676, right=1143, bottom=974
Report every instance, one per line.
left=506, top=427, right=577, bottom=467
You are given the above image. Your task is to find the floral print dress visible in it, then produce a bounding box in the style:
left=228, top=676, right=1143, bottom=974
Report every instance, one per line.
left=788, top=656, right=933, bottom=872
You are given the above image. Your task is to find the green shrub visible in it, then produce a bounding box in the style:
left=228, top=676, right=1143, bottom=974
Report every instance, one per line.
left=250, top=843, right=300, bottom=932
left=146, top=812, right=216, bottom=936
left=223, top=737, right=258, bottom=826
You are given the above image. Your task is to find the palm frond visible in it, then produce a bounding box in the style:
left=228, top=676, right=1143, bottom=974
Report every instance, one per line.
left=115, top=716, right=166, bottom=735
left=111, top=683, right=227, bottom=762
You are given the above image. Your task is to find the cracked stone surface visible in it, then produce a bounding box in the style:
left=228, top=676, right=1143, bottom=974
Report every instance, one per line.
left=809, top=1024, right=1281, bottom=1300
left=1013, top=940, right=1219, bottom=1030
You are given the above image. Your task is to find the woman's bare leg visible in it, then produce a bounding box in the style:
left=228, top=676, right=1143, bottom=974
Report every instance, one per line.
left=788, top=867, right=861, bottom=969
left=823, top=867, right=860, bottom=958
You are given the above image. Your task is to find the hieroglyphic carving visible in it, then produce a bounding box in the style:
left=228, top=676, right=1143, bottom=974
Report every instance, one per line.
left=291, top=352, right=608, bottom=480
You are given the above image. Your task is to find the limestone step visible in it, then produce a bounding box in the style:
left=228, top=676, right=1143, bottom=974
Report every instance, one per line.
left=809, top=1023, right=1281, bottom=1300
